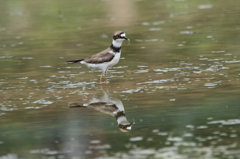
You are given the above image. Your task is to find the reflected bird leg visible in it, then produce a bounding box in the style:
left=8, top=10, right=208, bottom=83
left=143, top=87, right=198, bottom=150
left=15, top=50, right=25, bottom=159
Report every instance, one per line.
left=100, top=76, right=108, bottom=90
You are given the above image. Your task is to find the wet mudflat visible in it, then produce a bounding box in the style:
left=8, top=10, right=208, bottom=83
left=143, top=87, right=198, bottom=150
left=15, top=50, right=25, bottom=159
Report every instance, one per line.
left=1, top=0, right=240, bottom=159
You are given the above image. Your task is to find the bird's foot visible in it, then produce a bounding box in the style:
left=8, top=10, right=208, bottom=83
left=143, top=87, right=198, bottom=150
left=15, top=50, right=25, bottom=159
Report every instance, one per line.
left=99, top=76, right=109, bottom=88
left=104, top=76, right=108, bottom=83
left=100, top=75, right=108, bottom=83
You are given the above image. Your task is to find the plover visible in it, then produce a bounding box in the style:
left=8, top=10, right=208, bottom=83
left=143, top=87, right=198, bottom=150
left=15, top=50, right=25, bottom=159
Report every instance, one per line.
left=68, top=89, right=134, bottom=132
left=66, top=31, right=129, bottom=82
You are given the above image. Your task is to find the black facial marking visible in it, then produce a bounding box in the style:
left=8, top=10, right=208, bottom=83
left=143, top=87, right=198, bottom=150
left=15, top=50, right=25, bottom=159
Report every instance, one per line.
left=113, top=32, right=124, bottom=40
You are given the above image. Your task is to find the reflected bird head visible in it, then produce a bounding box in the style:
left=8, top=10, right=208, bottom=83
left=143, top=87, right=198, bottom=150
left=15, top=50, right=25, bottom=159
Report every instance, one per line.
left=118, top=119, right=135, bottom=132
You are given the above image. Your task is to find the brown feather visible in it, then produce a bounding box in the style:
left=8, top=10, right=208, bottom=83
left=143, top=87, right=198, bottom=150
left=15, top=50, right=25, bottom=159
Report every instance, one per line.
left=83, top=48, right=115, bottom=64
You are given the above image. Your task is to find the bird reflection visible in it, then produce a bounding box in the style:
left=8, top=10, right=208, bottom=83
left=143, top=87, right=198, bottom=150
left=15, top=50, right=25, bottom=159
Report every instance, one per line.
left=206, top=65, right=223, bottom=72
left=68, top=88, right=134, bottom=132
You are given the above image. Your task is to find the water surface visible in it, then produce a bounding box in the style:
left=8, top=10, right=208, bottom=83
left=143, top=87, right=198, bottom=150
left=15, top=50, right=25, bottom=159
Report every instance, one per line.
left=1, top=0, right=240, bottom=158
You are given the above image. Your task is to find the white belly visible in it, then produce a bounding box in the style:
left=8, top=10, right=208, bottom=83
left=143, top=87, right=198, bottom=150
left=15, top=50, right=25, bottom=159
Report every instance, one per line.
left=81, top=52, right=121, bottom=72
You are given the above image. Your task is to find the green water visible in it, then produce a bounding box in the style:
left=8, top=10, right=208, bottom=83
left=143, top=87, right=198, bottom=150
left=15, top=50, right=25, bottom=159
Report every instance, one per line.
left=1, top=0, right=240, bottom=159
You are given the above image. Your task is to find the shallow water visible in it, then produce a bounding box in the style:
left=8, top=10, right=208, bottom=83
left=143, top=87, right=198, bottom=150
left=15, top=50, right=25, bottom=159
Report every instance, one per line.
left=1, top=0, right=240, bottom=159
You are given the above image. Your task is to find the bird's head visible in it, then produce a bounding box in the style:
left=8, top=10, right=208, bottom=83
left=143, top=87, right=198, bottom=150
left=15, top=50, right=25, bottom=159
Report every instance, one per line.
left=113, top=31, right=129, bottom=41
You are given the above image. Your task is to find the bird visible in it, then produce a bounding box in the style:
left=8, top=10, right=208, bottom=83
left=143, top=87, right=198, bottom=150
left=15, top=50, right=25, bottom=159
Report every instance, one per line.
left=68, top=88, right=134, bottom=132
left=66, top=31, right=129, bottom=82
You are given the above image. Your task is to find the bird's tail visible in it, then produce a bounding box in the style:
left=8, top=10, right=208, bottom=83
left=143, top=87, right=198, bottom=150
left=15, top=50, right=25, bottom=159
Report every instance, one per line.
left=66, top=59, right=83, bottom=64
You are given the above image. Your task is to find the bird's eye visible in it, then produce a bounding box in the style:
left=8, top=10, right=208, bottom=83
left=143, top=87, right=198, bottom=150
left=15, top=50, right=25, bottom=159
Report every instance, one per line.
left=117, top=34, right=121, bottom=38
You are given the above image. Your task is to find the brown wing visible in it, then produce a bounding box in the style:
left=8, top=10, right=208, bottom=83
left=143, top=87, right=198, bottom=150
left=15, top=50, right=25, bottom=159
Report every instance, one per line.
left=83, top=48, right=115, bottom=64
left=87, top=102, right=118, bottom=116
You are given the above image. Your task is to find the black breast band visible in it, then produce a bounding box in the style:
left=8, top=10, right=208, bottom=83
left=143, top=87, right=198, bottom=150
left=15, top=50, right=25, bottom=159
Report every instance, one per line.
left=110, top=44, right=121, bottom=52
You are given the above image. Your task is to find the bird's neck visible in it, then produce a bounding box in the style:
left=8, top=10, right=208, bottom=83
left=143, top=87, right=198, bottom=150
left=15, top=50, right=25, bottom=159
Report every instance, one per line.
left=115, top=111, right=128, bottom=125
left=110, top=40, right=122, bottom=52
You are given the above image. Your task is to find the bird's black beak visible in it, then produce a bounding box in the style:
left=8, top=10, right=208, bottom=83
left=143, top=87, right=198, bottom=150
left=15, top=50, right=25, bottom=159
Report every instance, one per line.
left=124, top=37, right=129, bottom=40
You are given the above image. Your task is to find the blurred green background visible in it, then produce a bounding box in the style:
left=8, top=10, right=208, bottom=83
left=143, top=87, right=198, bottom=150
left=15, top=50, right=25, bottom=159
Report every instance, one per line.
left=1, top=0, right=240, bottom=159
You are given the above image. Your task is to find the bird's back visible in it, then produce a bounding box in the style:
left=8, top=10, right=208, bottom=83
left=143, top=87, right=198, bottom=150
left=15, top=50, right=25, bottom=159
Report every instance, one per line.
left=83, top=47, right=115, bottom=64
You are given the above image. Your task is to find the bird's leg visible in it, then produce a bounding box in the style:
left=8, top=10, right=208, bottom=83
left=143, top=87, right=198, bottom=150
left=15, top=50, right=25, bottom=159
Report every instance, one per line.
left=104, top=75, right=107, bottom=82
left=100, top=71, right=105, bottom=83
left=100, top=72, right=108, bottom=88
left=104, top=70, right=108, bottom=83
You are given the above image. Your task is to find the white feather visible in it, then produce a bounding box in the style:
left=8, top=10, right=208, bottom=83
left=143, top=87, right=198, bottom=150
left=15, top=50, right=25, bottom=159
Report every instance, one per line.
left=81, top=51, right=121, bottom=75
left=112, top=39, right=124, bottom=48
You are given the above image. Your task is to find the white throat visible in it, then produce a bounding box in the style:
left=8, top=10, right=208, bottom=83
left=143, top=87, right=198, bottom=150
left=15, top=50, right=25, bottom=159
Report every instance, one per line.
left=117, top=116, right=128, bottom=125
left=112, top=39, right=124, bottom=48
